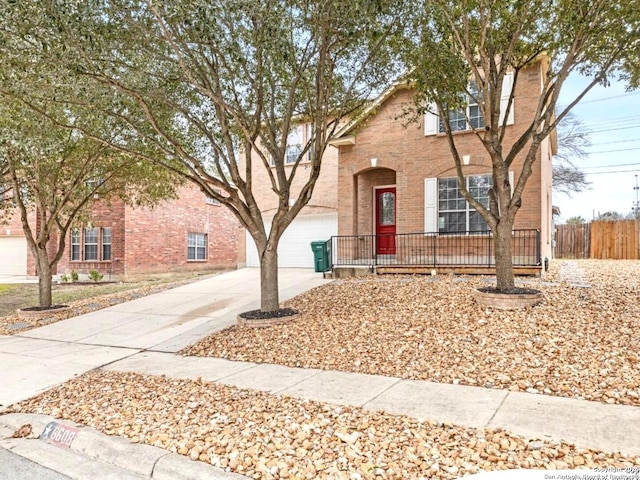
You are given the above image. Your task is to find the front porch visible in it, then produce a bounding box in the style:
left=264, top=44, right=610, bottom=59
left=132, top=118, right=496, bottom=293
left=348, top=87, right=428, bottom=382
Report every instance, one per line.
left=326, top=229, right=542, bottom=277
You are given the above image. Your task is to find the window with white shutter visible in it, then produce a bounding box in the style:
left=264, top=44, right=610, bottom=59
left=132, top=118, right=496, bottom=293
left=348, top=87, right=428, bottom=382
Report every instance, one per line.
left=425, top=171, right=514, bottom=233
left=424, top=74, right=514, bottom=136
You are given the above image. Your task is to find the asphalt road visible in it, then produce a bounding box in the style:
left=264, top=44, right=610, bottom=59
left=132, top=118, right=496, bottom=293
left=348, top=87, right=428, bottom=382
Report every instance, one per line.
left=0, top=447, right=70, bottom=480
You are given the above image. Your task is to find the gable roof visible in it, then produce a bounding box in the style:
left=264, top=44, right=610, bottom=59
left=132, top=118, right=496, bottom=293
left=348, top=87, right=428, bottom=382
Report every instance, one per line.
left=330, top=81, right=411, bottom=144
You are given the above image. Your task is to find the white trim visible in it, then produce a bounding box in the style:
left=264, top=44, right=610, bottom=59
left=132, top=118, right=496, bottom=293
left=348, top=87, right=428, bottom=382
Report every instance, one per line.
left=328, top=135, right=356, bottom=146
left=424, top=178, right=437, bottom=232
left=424, top=103, right=438, bottom=136
left=500, top=72, right=515, bottom=126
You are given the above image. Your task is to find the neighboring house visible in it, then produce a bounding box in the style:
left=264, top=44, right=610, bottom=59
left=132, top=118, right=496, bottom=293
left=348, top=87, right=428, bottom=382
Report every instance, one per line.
left=242, top=123, right=339, bottom=268
left=0, top=184, right=241, bottom=280
left=327, top=60, right=556, bottom=274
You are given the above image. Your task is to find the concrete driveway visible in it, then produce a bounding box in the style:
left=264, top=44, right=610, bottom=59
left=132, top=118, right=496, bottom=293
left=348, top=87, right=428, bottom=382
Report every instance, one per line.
left=0, top=268, right=330, bottom=408
left=0, top=275, right=37, bottom=284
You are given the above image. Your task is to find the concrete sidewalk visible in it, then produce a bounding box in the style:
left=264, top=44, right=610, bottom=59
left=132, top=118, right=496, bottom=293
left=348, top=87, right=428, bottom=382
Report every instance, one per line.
left=0, top=268, right=330, bottom=407
left=2, top=264, right=639, bottom=479
left=107, top=351, right=640, bottom=458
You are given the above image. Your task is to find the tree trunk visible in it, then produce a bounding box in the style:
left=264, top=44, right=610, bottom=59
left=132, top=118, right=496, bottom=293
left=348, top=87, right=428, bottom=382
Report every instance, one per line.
left=36, top=248, right=53, bottom=308
left=494, top=220, right=515, bottom=291
left=259, top=243, right=280, bottom=312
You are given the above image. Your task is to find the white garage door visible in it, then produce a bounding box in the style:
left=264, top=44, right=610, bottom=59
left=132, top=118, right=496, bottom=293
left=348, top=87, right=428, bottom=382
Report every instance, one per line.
left=0, top=236, right=28, bottom=277
left=246, top=213, right=337, bottom=268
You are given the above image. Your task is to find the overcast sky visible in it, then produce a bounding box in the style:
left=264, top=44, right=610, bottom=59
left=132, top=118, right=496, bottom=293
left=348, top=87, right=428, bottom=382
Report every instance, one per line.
left=554, top=74, right=640, bottom=222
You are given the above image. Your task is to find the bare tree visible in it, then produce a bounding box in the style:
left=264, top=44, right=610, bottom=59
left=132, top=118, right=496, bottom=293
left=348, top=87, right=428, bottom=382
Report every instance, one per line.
left=554, top=112, right=592, bottom=195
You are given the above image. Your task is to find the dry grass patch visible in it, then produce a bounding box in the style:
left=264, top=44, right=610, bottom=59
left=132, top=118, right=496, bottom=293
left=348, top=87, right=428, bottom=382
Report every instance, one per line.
left=7, top=370, right=639, bottom=479
left=0, top=271, right=221, bottom=335
left=182, top=260, right=640, bottom=406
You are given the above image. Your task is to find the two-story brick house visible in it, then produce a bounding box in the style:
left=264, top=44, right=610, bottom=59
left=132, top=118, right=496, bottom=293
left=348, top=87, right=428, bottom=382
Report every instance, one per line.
left=329, top=60, right=555, bottom=274
left=0, top=183, right=241, bottom=280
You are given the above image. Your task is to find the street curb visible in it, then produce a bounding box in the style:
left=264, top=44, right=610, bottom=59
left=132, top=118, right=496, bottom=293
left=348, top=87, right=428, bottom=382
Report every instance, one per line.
left=0, top=413, right=246, bottom=479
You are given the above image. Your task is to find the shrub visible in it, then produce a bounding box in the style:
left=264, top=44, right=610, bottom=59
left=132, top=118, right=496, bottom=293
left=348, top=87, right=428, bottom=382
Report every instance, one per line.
left=88, top=269, right=104, bottom=282
left=70, top=270, right=79, bottom=282
left=60, top=273, right=70, bottom=283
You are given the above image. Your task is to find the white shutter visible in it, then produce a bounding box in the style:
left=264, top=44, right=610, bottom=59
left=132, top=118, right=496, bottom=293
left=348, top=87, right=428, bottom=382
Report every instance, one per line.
left=424, top=177, right=437, bottom=232
left=509, top=170, right=515, bottom=194
left=424, top=103, right=438, bottom=136
left=499, top=72, right=515, bottom=126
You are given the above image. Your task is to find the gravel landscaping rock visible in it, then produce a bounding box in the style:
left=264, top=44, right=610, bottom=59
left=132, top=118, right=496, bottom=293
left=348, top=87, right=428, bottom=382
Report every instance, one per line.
left=7, top=370, right=640, bottom=479
left=182, top=260, right=640, bottom=407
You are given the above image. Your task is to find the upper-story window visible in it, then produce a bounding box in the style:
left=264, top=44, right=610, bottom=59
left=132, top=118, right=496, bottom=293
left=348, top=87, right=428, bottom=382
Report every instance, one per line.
left=438, top=82, right=485, bottom=133
left=286, top=126, right=303, bottom=164
left=425, top=72, right=514, bottom=136
left=271, top=123, right=314, bottom=166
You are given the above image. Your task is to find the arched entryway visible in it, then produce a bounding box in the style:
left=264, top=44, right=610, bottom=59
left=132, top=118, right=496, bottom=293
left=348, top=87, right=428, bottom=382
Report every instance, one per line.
left=353, top=167, right=397, bottom=255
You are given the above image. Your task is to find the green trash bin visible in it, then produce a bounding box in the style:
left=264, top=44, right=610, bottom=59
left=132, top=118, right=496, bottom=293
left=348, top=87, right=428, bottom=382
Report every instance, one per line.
left=310, top=240, right=329, bottom=272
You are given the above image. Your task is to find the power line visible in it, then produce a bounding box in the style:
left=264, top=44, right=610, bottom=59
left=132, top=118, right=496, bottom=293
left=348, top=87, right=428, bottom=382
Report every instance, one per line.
left=581, top=162, right=640, bottom=169
left=585, top=124, right=640, bottom=134
left=573, top=91, right=640, bottom=105
left=587, top=146, right=640, bottom=154
left=584, top=168, right=640, bottom=175
left=588, top=138, right=640, bottom=147
left=583, top=114, right=640, bottom=126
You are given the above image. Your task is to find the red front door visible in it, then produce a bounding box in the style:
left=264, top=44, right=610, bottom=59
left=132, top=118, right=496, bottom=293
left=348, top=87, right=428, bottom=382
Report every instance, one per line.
left=375, top=187, right=396, bottom=255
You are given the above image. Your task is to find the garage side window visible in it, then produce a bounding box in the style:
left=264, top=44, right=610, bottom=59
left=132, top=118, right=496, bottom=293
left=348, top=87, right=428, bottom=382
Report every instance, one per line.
left=102, top=228, right=112, bottom=261
left=187, top=232, right=207, bottom=261
left=69, top=227, right=112, bottom=262
left=84, top=228, right=99, bottom=261
left=70, top=229, right=81, bottom=261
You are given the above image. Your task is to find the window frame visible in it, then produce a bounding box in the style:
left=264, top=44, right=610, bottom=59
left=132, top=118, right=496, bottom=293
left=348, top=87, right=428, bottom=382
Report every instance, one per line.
left=101, top=227, right=112, bottom=261
left=270, top=123, right=313, bottom=166
left=70, top=229, right=81, bottom=261
left=437, top=174, right=493, bottom=234
left=83, top=227, right=99, bottom=261
left=438, top=82, right=485, bottom=134
left=187, top=232, right=207, bottom=261
left=70, top=227, right=112, bottom=262
left=425, top=72, right=514, bottom=136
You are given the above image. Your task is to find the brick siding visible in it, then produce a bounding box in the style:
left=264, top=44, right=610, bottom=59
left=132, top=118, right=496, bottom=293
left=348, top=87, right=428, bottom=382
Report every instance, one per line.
left=55, top=184, right=241, bottom=279
left=337, top=61, right=554, bottom=260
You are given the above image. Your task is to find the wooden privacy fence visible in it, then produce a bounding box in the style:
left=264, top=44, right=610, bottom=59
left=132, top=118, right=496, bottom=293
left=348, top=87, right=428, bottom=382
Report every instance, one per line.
left=555, top=223, right=591, bottom=258
left=590, top=219, right=640, bottom=259
left=555, top=220, right=640, bottom=259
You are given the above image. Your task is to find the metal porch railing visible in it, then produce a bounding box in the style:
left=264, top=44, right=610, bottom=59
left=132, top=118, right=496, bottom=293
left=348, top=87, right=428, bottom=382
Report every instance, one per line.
left=328, top=229, right=541, bottom=269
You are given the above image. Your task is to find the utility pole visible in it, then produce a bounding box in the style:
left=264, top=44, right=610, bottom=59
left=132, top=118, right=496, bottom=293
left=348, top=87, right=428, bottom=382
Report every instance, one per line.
left=634, top=174, right=639, bottom=219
